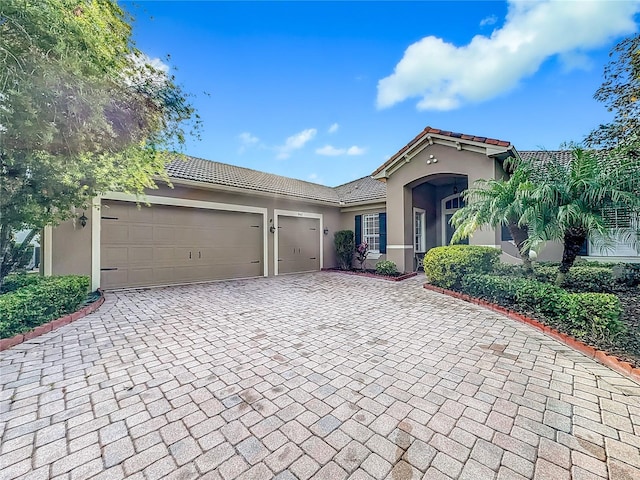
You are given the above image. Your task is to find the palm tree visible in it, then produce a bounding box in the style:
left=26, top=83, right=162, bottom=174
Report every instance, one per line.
left=518, top=147, right=640, bottom=285
left=450, top=161, right=534, bottom=274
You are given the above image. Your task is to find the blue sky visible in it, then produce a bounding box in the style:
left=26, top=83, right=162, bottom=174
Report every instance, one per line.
left=123, top=1, right=640, bottom=187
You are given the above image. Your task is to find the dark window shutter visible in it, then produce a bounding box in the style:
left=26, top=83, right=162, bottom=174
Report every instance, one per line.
left=379, top=213, right=387, bottom=253
left=355, top=215, right=362, bottom=245
left=579, top=237, right=589, bottom=256
left=501, top=224, right=513, bottom=241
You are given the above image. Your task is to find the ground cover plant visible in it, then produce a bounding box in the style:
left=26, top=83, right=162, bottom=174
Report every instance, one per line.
left=424, top=246, right=640, bottom=366
left=0, top=274, right=91, bottom=339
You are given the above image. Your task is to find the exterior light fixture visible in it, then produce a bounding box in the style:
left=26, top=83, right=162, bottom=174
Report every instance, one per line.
left=453, top=179, right=458, bottom=195
left=270, top=225, right=276, bottom=233
left=323, top=227, right=329, bottom=235
left=79, top=212, right=88, bottom=228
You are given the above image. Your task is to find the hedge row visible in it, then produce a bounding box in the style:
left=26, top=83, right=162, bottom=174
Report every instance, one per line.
left=422, top=245, right=500, bottom=289
left=0, top=275, right=90, bottom=339
left=461, top=274, right=624, bottom=342
left=0, top=273, right=43, bottom=294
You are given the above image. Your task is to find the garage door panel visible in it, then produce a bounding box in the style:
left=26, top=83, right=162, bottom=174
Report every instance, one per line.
left=278, top=216, right=321, bottom=274
left=101, top=201, right=264, bottom=289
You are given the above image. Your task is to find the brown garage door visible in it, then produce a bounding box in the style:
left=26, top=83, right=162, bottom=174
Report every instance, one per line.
left=277, top=216, right=320, bottom=274
left=101, top=200, right=263, bottom=289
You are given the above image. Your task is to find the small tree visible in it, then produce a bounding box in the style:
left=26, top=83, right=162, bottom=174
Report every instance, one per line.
left=0, top=0, right=200, bottom=287
left=518, top=148, right=640, bottom=286
left=334, top=230, right=355, bottom=270
left=450, top=160, right=534, bottom=274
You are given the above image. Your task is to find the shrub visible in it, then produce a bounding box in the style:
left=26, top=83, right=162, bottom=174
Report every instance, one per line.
left=423, top=245, right=500, bottom=289
left=459, top=273, right=624, bottom=342
left=1, top=273, right=43, bottom=294
left=562, top=293, right=624, bottom=341
left=535, top=264, right=614, bottom=292
left=375, top=260, right=398, bottom=276
left=612, top=263, right=640, bottom=287
left=0, top=275, right=90, bottom=339
left=334, top=230, right=355, bottom=270
left=461, top=274, right=519, bottom=306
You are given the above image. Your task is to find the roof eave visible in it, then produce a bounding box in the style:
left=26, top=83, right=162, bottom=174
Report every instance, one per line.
left=372, top=132, right=514, bottom=179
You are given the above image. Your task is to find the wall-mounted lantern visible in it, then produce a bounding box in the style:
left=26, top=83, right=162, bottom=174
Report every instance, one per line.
left=323, top=227, right=329, bottom=235
left=79, top=212, right=88, bottom=228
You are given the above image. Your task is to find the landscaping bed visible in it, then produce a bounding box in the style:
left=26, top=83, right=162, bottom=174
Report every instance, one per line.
left=0, top=274, right=96, bottom=342
left=423, top=246, right=640, bottom=368
left=323, top=268, right=417, bottom=281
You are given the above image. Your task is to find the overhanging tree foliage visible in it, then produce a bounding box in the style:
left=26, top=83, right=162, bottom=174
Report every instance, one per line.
left=0, top=0, right=200, bottom=286
left=586, top=33, right=639, bottom=152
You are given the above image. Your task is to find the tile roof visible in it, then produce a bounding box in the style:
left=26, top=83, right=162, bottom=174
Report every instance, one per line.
left=165, top=157, right=385, bottom=205
left=333, top=176, right=387, bottom=205
left=518, top=150, right=574, bottom=164
left=372, top=126, right=512, bottom=177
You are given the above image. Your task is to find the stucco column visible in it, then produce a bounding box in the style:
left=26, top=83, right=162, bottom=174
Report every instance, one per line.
left=385, top=183, right=413, bottom=272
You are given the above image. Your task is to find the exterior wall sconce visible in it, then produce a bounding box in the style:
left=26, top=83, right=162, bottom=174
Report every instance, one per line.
left=323, top=227, right=329, bottom=235
left=79, top=212, right=88, bottom=228
left=270, top=225, right=276, bottom=233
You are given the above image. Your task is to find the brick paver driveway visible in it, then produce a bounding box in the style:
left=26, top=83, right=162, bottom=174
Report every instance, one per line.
left=1, top=273, right=640, bottom=480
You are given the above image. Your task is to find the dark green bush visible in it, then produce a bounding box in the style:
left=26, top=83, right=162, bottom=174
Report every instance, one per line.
left=459, top=273, right=624, bottom=341
left=514, top=279, right=567, bottom=318
left=423, top=245, right=500, bottom=289
left=0, top=275, right=90, bottom=339
left=1, top=273, right=44, bottom=294
left=334, top=230, right=355, bottom=270
left=534, top=264, right=614, bottom=292
left=462, top=274, right=519, bottom=305
left=562, top=293, right=624, bottom=341
left=375, top=260, right=398, bottom=276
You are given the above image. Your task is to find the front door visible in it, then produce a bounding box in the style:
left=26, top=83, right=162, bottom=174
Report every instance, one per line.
left=442, top=193, right=468, bottom=246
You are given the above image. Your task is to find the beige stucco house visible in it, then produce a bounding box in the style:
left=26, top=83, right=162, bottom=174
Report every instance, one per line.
left=44, top=126, right=638, bottom=291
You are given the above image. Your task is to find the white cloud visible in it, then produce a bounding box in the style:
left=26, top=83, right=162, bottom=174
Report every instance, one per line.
left=316, top=145, right=344, bottom=156
left=328, top=123, right=339, bottom=133
left=237, top=132, right=259, bottom=153
left=316, top=145, right=366, bottom=156
left=276, top=128, right=317, bottom=159
left=346, top=146, right=366, bottom=156
left=377, top=0, right=640, bottom=111
left=480, top=15, right=498, bottom=27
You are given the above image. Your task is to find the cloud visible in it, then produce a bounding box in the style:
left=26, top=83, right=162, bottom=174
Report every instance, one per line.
left=377, top=0, right=640, bottom=111
left=328, top=123, right=339, bottom=133
left=479, top=15, right=498, bottom=27
left=346, top=146, right=366, bottom=156
left=316, top=145, right=366, bottom=156
left=237, top=132, right=259, bottom=153
left=276, top=128, right=317, bottom=159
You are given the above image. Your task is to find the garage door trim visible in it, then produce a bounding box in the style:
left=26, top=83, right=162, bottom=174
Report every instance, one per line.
left=91, top=193, right=268, bottom=290
left=273, top=209, right=324, bottom=276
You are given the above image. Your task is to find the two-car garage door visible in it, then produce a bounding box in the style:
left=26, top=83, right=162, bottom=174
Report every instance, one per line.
left=100, top=200, right=263, bottom=289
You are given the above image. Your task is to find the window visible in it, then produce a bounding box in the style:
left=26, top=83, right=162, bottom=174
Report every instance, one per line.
left=363, top=213, right=380, bottom=252
left=414, top=208, right=426, bottom=252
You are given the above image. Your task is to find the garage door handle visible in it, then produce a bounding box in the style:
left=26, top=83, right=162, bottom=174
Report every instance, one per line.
left=250, top=260, right=260, bottom=264
left=101, top=267, right=118, bottom=271
left=310, top=257, right=316, bottom=260
left=189, top=252, right=192, bottom=259
left=101, top=216, right=119, bottom=220
left=199, top=251, right=201, bottom=258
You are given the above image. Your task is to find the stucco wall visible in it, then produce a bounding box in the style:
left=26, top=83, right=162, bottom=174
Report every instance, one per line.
left=384, top=144, right=500, bottom=272
left=51, top=182, right=344, bottom=285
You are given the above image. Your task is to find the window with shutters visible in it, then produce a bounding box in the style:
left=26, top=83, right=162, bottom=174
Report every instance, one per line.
left=363, top=214, right=380, bottom=252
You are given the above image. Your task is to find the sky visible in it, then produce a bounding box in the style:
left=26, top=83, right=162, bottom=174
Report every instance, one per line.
left=122, top=0, right=640, bottom=187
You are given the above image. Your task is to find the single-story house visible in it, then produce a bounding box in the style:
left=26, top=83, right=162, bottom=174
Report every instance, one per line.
left=44, top=126, right=639, bottom=290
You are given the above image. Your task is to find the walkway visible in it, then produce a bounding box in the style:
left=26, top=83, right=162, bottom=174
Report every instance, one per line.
left=1, top=273, right=639, bottom=479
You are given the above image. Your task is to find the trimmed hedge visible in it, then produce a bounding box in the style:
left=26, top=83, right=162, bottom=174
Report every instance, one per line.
left=423, top=245, right=500, bottom=289
left=0, top=275, right=90, bottom=339
left=0, top=273, right=44, bottom=294
left=534, top=265, right=615, bottom=292
left=460, top=274, right=624, bottom=341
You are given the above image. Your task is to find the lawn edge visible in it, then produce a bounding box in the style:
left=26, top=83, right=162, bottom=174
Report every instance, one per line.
left=322, top=268, right=418, bottom=281
left=0, top=290, right=105, bottom=352
left=423, top=283, right=640, bottom=385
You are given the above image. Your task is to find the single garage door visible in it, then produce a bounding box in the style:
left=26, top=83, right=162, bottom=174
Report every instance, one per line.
left=277, top=216, right=320, bottom=274
left=101, top=200, right=263, bottom=289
